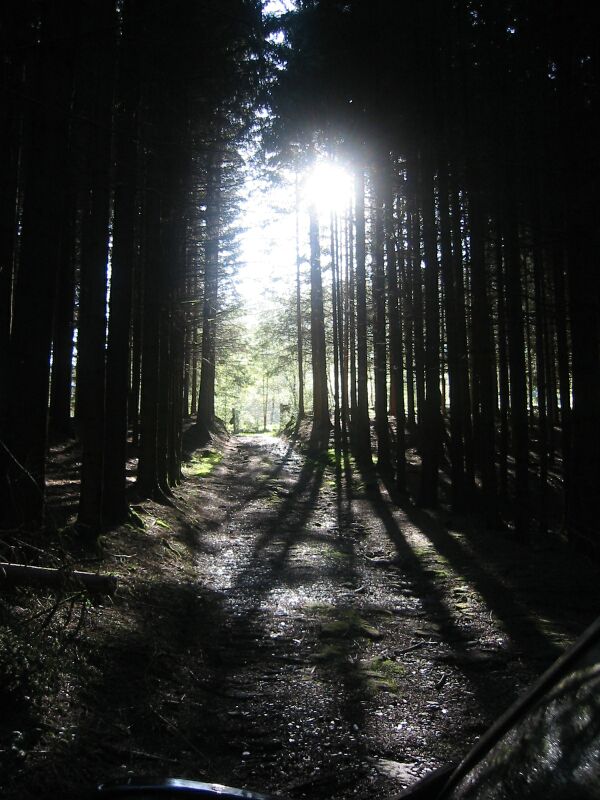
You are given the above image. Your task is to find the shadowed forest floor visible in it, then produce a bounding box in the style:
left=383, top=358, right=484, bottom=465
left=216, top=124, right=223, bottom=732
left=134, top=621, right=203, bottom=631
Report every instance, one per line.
left=2, top=433, right=600, bottom=799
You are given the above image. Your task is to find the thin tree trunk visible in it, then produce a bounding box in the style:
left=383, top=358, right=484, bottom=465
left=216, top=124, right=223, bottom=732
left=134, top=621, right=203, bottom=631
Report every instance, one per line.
left=532, top=218, right=548, bottom=535
left=552, top=241, right=570, bottom=499
left=295, top=172, right=305, bottom=418
left=504, top=185, right=529, bottom=537
left=407, top=158, right=425, bottom=434
left=450, top=182, right=475, bottom=503
left=417, top=153, right=442, bottom=507
left=308, top=202, right=329, bottom=447
left=494, top=230, right=510, bottom=503
left=102, top=0, right=140, bottom=523
left=524, top=276, right=535, bottom=426
left=438, top=160, right=466, bottom=512
left=566, top=226, right=600, bottom=548
left=137, top=149, right=162, bottom=497
left=196, top=158, right=221, bottom=441
left=0, top=2, right=26, bottom=428
left=49, top=195, right=76, bottom=440
left=331, top=213, right=342, bottom=448
left=385, top=163, right=406, bottom=493
left=468, top=188, right=498, bottom=525
left=347, top=199, right=358, bottom=429
left=352, top=168, right=371, bottom=463
left=77, top=4, right=116, bottom=527
left=403, top=250, right=416, bottom=431
left=1, top=2, right=77, bottom=527
left=372, top=162, right=391, bottom=472
left=339, top=212, right=349, bottom=445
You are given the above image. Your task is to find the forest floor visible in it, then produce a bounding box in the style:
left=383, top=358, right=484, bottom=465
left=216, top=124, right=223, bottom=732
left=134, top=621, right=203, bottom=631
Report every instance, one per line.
left=2, top=430, right=600, bottom=799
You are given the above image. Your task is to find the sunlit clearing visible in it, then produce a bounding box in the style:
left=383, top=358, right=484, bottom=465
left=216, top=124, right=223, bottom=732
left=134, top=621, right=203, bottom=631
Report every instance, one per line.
left=303, top=161, right=353, bottom=217
left=238, top=168, right=297, bottom=315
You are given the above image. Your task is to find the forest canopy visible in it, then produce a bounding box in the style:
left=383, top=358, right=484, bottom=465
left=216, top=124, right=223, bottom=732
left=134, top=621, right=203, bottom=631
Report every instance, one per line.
left=1, top=0, right=599, bottom=551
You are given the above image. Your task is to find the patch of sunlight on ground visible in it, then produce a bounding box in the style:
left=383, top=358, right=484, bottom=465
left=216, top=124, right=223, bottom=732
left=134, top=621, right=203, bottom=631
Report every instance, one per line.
left=183, top=450, right=223, bottom=477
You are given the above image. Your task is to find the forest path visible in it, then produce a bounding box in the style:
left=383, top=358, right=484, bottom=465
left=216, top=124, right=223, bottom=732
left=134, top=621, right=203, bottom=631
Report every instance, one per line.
left=159, top=433, right=600, bottom=798
left=12, top=434, right=600, bottom=800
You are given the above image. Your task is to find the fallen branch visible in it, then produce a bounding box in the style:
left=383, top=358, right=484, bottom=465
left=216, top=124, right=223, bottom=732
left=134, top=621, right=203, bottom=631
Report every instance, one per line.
left=0, top=562, right=117, bottom=595
left=395, top=640, right=438, bottom=656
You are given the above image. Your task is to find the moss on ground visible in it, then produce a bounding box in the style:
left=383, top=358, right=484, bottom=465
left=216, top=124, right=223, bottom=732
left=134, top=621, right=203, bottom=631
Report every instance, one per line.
left=184, top=450, right=223, bottom=477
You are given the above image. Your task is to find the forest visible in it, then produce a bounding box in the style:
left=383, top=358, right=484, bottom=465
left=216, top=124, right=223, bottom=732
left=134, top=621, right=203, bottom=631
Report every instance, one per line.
left=1, top=1, right=600, bottom=798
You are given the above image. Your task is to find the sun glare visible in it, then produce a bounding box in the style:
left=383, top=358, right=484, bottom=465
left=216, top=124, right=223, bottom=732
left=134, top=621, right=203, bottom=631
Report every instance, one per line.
left=302, top=161, right=353, bottom=217
left=237, top=160, right=354, bottom=315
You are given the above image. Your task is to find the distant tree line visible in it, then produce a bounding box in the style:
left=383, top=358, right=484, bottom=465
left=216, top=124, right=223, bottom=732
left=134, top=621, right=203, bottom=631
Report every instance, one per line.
left=267, top=0, right=600, bottom=549
left=0, top=0, right=264, bottom=532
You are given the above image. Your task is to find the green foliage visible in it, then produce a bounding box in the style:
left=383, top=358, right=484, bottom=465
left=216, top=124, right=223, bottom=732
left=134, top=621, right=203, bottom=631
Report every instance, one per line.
left=310, top=605, right=405, bottom=695
left=184, top=450, right=223, bottom=477
left=216, top=291, right=308, bottom=432
left=360, top=656, right=406, bottom=693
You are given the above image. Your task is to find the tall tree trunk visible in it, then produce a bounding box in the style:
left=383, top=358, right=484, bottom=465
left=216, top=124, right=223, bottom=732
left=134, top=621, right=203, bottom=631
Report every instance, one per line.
left=136, top=191, right=176, bottom=500
left=77, top=3, right=116, bottom=527
left=468, top=188, right=498, bottom=525
left=417, top=153, right=442, bottom=507
left=566, top=224, right=600, bottom=548
left=504, top=183, right=530, bottom=537
left=372, top=162, right=391, bottom=472
left=295, top=172, right=305, bottom=418
left=129, top=219, right=143, bottom=448
left=552, top=242, right=570, bottom=490
left=102, top=0, right=140, bottom=523
left=196, top=157, right=221, bottom=442
left=523, top=276, right=535, bottom=426
left=407, top=159, right=425, bottom=434
left=347, top=200, right=358, bottom=431
left=385, top=163, right=406, bottom=492
left=557, top=24, right=600, bottom=550
left=137, top=148, right=163, bottom=497
left=1, top=2, right=77, bottom=527
left=331, top=213, right=342, bottom=448
left=352, top=168, right=371, bottom=463
left=449, top=182, right=475, bottom=501
left=494, top=230, right=510, bottom=503
left=0, top=2, right=28, bottom=429
left=339, top=213, right=350, bottom=445
left=308, top=202, right=329, bottom=447
left=532, top=217, right=548, bottom=535
left=49, top=195, right=77, bottom=440
left=438, top=160, right=466, bottom=512
left=403, top=251, right=416, bottom=431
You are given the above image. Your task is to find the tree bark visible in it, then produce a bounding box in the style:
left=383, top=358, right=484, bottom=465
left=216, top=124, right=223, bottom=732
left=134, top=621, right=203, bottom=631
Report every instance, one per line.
left=196, top=157, right=221, bottom=442
left=49, top=195, right=77, bottom=440
left=102, top=0, right=140, bottom=523
left=308, top=202, right=330, bottom=447
left=504, top=184, right=529, bottom=537
left=385, top=163, right=406, bottom=493
left=468, top=187, right=499, bottom=525
left=295, top=172, right=305, bottom=418
left=0, top=562, right=117, bottom=595
left=77, top=2, right=116, bottom=527
left=438, top=159, right=466, bottom=512
left=417, top=153, right=442, bottom=507
left=352, top=168, right=372, bottom=464
left=1, top=2, right=77, bottom=528
left=372, top=162, right=391, bottom=472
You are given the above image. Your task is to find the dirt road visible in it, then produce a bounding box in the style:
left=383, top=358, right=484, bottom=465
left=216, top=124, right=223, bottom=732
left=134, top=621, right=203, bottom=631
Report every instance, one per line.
left=147, top=434, right=599, bottom=797
left=7, top=434, right=600, bottom=799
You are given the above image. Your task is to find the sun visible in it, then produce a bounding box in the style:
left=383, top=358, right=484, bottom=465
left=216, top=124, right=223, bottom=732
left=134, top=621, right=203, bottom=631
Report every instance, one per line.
left=302, top=160, right=354, bottom=217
